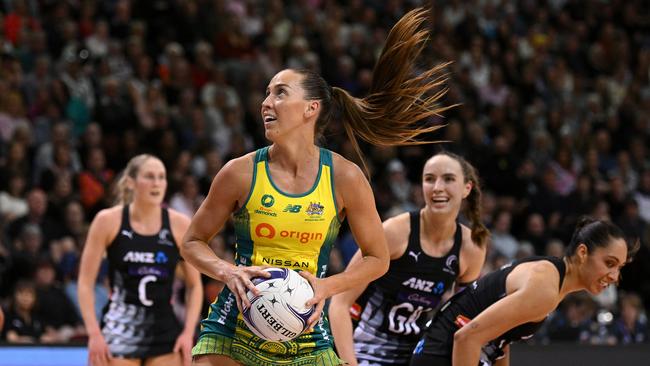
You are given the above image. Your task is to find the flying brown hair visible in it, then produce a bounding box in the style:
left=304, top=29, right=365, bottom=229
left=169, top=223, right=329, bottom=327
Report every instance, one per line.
left=294, top=7, right=454, bottom=175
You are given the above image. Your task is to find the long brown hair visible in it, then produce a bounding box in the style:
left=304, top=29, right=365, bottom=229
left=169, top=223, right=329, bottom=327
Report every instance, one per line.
left=434, top=151, right=489, bottom=248
left=293, top=7, right=453, bottom=175
left=113, top=154, right=158, bottom=205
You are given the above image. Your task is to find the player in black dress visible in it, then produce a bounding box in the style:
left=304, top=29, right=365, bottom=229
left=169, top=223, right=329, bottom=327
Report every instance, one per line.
left=78, top=154, right=203, bottom=366
left=410, top=217, right=639, bottom=366
left=330, top=152, right=488, bottom=365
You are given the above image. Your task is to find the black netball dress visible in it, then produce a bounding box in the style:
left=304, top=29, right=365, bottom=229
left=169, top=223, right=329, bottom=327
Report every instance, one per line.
left=410, top=256, right=566, bottom=366
left=100, top=205, right=182, bottom=358
left=352, top=211, right=463, bottom=365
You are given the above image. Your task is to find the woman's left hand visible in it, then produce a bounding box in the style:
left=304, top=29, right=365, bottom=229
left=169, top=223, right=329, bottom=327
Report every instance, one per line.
left=173, top=330, right=194, bottom=366
left=300, top=271, right=332, bottom=332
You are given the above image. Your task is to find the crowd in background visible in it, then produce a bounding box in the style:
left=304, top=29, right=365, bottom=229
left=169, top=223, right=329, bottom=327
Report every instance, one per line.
left=0, top=0, right=648, bottom=346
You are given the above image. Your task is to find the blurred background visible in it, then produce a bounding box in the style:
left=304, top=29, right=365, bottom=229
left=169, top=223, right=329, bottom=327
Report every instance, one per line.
left=0, top=0, right=648, bottom=361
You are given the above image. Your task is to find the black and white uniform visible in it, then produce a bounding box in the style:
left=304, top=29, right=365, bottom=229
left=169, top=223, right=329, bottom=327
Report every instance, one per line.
left=410, top=256, right=566, bottom=366
left=100, top=205, right=182, bottom=358
left=351, top=211, right=462, bottom=365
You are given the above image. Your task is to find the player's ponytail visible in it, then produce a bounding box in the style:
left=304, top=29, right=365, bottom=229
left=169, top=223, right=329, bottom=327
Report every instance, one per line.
left=293, top=7, right=454, bottom=176
left=566, top=217, right=638, bottom=262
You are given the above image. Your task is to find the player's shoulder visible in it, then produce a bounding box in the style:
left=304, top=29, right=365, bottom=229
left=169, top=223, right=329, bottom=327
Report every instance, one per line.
left=89, top=205, right=123, bottom=241
left=167, top=208, right=192, bottom=226
left=222, top=151, right=257, bottom=172
left=383, top=212, right=411, bottom=258
left=216, top=152, right=257, bottom=184
left=329, top=151, right=365, bottom=183
left=383, top=211, right=411, bottom=232
left=521, top=259, right=562, bottom=292
left=93, top=205, right=123, bottom=224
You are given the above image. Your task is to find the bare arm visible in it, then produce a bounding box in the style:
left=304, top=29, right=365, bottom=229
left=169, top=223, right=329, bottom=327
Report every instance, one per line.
left=329, top=214, right=407, bottom=365
left=452, top=264, right=559, bottom=366
left=321, top=160, right=389, bottom=296
left=303, top=160, right=390, bottom=328
left=77, top=209, right=116, bottom=337
left=329, top=250, right=369, bottom=366
left=180, top=159, right=242, bottom=281
left=169, top=210, right=203, bottom=337
left=180, top=156, right=269, bottom=312
left=174, top=216, right=203, bottom=366
left=77, top=208, right=118, bottom=366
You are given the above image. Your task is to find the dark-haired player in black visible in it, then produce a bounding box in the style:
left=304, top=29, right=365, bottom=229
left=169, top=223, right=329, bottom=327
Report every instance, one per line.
left=410, top=217, right=639, bottom=366
left=330, top=153, right=488, bottom=365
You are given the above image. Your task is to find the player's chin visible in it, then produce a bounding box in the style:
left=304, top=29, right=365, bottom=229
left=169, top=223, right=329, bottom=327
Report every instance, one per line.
left=587, top=283, right=606, bottom=295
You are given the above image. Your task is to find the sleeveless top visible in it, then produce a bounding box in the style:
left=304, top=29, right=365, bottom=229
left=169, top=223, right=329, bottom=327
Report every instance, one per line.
left=101, top=205, right=182, bottom=357
left=353, top=211, right=463, bottom=364
left=420, top=256, right=566, bottom=364
left=106, top=205, right=180, bottom=307
left=200, top=147, right=341, bottom=353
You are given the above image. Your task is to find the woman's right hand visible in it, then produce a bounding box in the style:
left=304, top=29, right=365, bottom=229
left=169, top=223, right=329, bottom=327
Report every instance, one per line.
left=224, top=265, right=271, bottom=313
left=88, top=332, right=112, bottom=366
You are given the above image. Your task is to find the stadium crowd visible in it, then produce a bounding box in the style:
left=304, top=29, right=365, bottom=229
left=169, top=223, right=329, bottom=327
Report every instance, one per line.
left=0, top=0, right=648, bottom=346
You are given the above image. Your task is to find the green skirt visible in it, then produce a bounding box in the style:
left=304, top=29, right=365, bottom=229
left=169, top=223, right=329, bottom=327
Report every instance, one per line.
left=192, top=332, right=345, bottom=366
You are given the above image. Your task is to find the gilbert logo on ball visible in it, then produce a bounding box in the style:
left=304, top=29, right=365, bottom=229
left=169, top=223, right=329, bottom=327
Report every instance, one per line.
left=242, top=267, right=315, bottom=342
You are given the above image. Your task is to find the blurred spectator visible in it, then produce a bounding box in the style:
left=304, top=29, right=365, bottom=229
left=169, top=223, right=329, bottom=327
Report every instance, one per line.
left=0, top=141, right=31, bottom=191
left=33, top=258, right=84, bottom=343
left=2, top=280, right=54, bottom=344
left=32, top=122, right=82, bottom=183
left=544, top=239, right=565, bottom=258
left=521, top=213, right=550, bottom=255
left=544, top=292, right=598, bottom=343
left=77, top=147, right=114, bottom=218
left=36, top=142, right=78, bottom=192
left=169, top=174, right=204, bottom=218
left=489, top=210, right=519, bottom=260
left=385, top=158, right=415, bottom=214
left=6, top=188, right=64, bottom=250
left=611, top=292, right=649, bottom=344
left=0, top=174, right=28, bottom=223
left=634, top=169, right=650, bottom=223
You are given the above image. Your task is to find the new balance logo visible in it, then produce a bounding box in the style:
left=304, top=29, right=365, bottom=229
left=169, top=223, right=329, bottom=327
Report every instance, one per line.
left=408, top=251, right=422, bottom=262
left=121, top=230, right=133, bottom=239
left=283, top=204, right=302, bottom=213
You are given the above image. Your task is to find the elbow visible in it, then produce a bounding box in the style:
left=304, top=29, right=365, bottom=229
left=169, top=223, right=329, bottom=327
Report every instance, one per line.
left=453, top=326, right=484, bottom=351
left=179, top=237, right=194, bottom=260
left=328, top=295, right=347, bottom=314
left=453, top=327, right=471, bottom=345
left=375, top=254, right=390, bottom=279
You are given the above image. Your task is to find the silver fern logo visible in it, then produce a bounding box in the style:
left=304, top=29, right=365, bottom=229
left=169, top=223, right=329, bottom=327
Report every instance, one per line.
left=443, top=255, right=457, bottom=275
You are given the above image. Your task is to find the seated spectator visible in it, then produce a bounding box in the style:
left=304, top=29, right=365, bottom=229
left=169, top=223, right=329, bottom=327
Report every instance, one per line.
left=4, top=224, right=44, bottom=292
left=6, top=188, right=65, bottom=250
left=0, top=174, right=28, bottom=223
left=545, top=239, right=566, bottom=258
left=490, top=210, right=519, bottom=260
left=33, top=259, right=84, bottom=343
left=77, top=147, right=114, bottom=218
left=611, top=292, right=648, bottom=344
left=545, top=292, right=598, bottom=343
left=169, top=174, right=204, bottom=218
left=2, top=280, right=54, bottom=343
